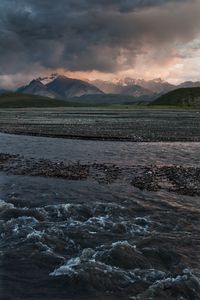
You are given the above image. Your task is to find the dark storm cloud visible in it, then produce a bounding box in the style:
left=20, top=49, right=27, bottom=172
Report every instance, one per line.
left=0, top=0, right=200, bottom=74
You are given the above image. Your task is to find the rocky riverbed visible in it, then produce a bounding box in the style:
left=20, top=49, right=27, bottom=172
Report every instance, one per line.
left=1, top=153, right=200, bottom=197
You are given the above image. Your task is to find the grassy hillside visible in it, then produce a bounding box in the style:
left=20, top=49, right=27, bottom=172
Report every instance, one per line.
left=0, top=92, right=149, bottom=108
left=0, top=93, right=68, bottom=108
left=1, top=91, right=200, bottom=109
left=70, top=94, right=138, bottom=104
left=151, top=87, right=200, bottom=106
left=71, top=93, right=155, bottom=104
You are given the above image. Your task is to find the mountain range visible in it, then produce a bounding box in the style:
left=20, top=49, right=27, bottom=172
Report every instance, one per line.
left=90, top=78, right=175, bottom=95
left=1, top=75, right=200, bottom=102
left=17, top=75, right=103, bottom=99
left=90, top=77, right=200, bottom=98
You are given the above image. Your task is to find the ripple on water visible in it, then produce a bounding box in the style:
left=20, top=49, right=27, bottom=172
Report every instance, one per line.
left=0, top=132, right=200, bottom=165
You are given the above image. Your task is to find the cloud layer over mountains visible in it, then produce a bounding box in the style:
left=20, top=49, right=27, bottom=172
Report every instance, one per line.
left=0, top=0, right=200, bottom=86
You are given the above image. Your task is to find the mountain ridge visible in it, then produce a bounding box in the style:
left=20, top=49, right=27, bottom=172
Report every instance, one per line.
left=46, top=75, right=103, bottom=98
left=17, top=75, right=103, bottom=99
left=17, top=79, right=59, bottom=99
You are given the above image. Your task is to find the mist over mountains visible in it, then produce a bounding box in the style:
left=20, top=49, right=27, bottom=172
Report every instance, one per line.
left=91, top=78, right=200, bottom=100
left=90, top=77, right=175, bottom=96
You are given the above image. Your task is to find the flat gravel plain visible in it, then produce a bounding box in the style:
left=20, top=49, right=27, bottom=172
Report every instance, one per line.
left=0, top=108, right=200, bottom=141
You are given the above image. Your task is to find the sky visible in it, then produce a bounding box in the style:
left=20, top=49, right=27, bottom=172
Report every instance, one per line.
left=0, top=0, right=200, bottom=88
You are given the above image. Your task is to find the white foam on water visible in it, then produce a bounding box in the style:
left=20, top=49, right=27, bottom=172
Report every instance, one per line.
left=2, top=216, right=39, bottom=238
left=50, top=255, right=136, bottom=282
left=50, top=256, right=81, bottom=276
left=152, top=275, right=186, bottom=289
left=27, top=229, right=44, bottom=239
left=61, top=204, right=72, bottom=212
left=111, top=240, right=134, bottom=248
left=86, top=215, right=110, bottom=227
left=0, top=199, right=15, bottom=211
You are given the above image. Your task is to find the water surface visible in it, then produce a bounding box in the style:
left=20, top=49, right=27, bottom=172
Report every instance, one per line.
left=0, top=133, right=200, bottom=299
left=0, top=133, right=200, bottom=166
